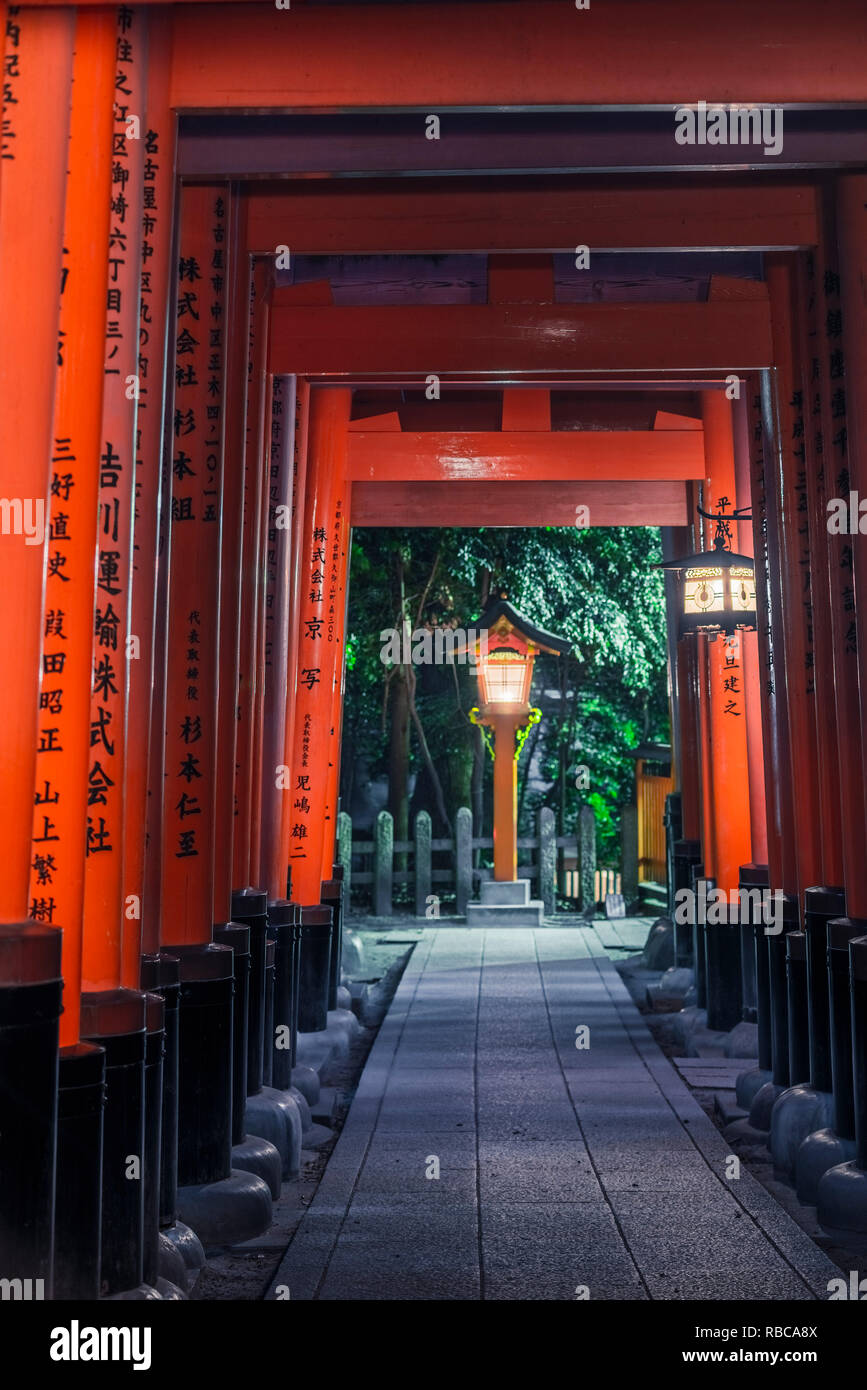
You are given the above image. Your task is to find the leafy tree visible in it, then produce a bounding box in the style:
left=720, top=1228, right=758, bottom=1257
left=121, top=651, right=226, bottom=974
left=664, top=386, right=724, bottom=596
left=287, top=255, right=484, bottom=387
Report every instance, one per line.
left=340, top=525, right=669, bottom=874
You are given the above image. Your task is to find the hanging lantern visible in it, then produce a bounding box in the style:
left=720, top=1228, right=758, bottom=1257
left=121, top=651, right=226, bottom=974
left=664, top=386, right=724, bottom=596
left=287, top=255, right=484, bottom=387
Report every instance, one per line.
left=658, top=502, right=756, bottom=636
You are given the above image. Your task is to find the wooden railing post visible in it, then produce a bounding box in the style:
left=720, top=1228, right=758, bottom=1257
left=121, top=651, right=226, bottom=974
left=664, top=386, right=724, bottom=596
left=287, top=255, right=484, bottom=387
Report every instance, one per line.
left=579, top=804, right=597, bottom=913
left=538, top=806, right=556, bottom=916
left=337, top=810, right=352, bottom=904
left=455, top=807, right=472, bottom=916
left=374, top=809, right=393, bottom=917
left=414, top=811, right=432, bottom=918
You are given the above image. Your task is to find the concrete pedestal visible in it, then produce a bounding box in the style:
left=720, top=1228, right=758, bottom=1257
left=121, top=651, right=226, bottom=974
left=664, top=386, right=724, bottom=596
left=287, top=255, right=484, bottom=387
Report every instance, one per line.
left=736, top=1066, right=772, bottom=1111
left=176, top=1169, right=273, bottom=1249
left=245, top=1088, right=301, bottom=1178
left=231, top=1133, right=282, bottom=1199
left=769, top=1084, right=835, bottom=1180
left=748, top=1079, right=785, bottom=1133
left=466, top=879, right=544, bottom=928
left=818, top=1162, right=867, bottom=1251
left=796, top=1127, right=858, bottom=1205
left=160, top=1220, right=205, bottom=1283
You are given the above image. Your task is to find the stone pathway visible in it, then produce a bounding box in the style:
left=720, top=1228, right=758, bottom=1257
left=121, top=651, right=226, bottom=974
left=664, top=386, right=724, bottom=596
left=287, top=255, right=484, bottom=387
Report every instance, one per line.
left=269, top=926, right=841, bottom=1301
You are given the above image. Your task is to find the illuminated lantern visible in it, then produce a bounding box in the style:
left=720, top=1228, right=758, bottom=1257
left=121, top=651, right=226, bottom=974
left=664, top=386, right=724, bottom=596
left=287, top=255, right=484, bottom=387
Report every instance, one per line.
left=659, top=504, right=756, bottom=636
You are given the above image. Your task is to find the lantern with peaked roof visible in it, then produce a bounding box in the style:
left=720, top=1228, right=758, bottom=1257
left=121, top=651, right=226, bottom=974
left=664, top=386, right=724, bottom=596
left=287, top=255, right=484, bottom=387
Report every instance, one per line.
left=658, top=501, right=757, bottom=636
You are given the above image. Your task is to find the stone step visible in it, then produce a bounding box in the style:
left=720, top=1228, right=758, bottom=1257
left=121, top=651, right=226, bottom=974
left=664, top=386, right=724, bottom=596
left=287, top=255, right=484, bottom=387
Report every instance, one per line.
left=465, top=900, right=545, bottom=927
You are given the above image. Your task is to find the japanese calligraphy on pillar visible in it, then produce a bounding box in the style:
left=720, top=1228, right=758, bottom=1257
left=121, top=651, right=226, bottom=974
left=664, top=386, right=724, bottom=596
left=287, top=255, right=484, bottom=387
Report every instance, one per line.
left=28, top=12, right=114, bottom=960
left=747, top=388, right=775, bottom=701
left=787, top=378, right=815, bottom=694
left=820, top=254, right=855, bottom=656
left=127, top=9, right=174, bottom=958
left=1, top=6, right=74, bottom=924
left=160, top=185, right=226, bottom=945
left=2, top=7, right=21, bottom=164
left=82, top=5, right=144, bottom=990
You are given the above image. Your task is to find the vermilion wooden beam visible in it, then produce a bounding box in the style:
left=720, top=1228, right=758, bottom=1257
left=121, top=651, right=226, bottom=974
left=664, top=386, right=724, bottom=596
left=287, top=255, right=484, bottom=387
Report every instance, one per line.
left=248, top=180, right=818, bottom=255
left=347, top=430, right=705, bottom=483
left=270, top=300, right=773, bottom=375
left=350, top=480, right=687, bottom=527
left=166, top=3, right=867, bottom=108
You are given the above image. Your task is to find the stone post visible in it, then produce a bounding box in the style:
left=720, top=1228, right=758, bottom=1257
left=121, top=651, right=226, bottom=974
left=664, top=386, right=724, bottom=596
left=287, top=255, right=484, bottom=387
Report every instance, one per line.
left=414, top=810, right=432, bottom=917
left=455, top=807, right=472, bottom=916
left=579, top=804, right=598, bottom=913
left=621, top=803, right=639, bottom=907
left=538, top=806, right=556, bottom=916
left=374, top=810, right=393, bottom=917
left=337, top=811, right=352, bottom=904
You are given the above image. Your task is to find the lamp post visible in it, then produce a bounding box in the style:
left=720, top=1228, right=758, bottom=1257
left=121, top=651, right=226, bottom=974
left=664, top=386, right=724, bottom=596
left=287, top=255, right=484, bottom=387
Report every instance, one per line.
left=469, top=598, right=569, bottom=882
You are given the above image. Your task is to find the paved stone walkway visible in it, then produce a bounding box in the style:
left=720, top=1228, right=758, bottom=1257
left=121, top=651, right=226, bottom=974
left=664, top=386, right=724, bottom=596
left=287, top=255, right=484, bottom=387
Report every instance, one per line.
left=270, top=927, right=841, bottom=1301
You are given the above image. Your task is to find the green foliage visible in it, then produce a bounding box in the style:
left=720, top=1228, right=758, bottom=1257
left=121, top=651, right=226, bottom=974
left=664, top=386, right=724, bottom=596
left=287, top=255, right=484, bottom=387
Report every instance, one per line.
left=342, top=526, right=670, bottom=860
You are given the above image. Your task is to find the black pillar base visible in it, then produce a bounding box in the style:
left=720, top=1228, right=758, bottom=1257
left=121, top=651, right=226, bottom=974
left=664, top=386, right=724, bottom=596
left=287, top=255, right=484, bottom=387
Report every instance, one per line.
left=54, top=1041, right=105, bottom=1300
left=165, top=942, right=273, bottom=1248
left=298, top=904, right=332, bottom=1033
left=0, top=922, right=63, bottom=1293
left=80, top=988, right=148, bottom=1299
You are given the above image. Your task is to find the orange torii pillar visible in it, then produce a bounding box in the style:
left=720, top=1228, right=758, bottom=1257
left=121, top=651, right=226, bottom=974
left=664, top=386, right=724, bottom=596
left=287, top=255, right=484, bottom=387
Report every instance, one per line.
left=159, top=184, right=272, bottom=1246
left=792, top=192, right=867, bottom=1202
left=256, top=375, right=314, bottom=1101
left=819, top=171, right=867, bottom=1238
left=233, top=258, right=271, bottom=893
left=213, top=194, right=249, bottom=930
left=0, top=5, right=73, bottom=1292
left=765, top=254, right=848, bottom=1177
left=249, top=367, right=275, bottom=887
left=794, top=252, right=845, bottom=892
left=206, top=203, right=288, bottom=1201
left=226, top=260, right=282, bottom=1133
left=766, top=258, right=824, bottom=908
left=698, top=391, right=752, bottom=1031
left=838, top=173, right=867, bottom=920
left=260, top=374, right=297, bottom=894
left=26, top=8, right=114, bottom=1301
left=273, top=378, right=310, bottom=903
left=746, top=375, right=798, bottom=896
left=730, top=389, right=769, bottom=1033
left=134, top=18, right=205, bottom=1288
left=287, top=389, right=352, bottom=1033
left=77, top=9, right=152, bottom=1300
left=740, top=371, right=801, bottom=1122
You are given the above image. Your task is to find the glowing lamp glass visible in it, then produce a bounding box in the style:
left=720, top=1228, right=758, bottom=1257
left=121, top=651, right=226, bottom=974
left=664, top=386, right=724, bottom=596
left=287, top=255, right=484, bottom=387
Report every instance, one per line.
left=479, top=647, right=530, bottom=705
left=729, top=566, right=756, bottom=612
left=684, top=566, right=725, bottom=615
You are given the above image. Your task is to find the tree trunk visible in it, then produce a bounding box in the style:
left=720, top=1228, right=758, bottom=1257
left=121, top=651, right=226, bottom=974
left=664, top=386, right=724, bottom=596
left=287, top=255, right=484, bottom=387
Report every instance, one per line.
left=389, top=667, right=410, bottom=870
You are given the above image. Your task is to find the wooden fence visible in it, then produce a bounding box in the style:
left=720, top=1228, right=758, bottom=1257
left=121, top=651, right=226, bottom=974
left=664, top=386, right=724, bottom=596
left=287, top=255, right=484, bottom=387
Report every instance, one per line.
left=635, top=757, right=675, bottom=884
left=337, top=805, right=615, bottom=917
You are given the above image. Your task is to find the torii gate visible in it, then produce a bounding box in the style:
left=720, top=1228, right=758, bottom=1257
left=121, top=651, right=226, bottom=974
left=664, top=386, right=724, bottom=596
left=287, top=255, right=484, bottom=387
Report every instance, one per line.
left=2, top=0, right=867, bottom=1297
